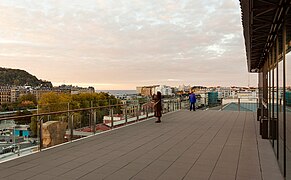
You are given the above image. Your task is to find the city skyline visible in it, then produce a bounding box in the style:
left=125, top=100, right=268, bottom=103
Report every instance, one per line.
left=0, top=0, right=258, bottom=90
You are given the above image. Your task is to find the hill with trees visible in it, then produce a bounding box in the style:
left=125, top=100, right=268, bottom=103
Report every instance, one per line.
left=0, top=67, right=52, bottom=87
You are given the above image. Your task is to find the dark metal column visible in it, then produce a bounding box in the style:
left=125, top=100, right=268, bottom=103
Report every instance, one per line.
left=268, top=53, right=272, bottom=139
left=276, top=36, right=280, bottom=159
left=282, top=20, right=287, bottom=177
left=272, top=46, right=275, bottom=145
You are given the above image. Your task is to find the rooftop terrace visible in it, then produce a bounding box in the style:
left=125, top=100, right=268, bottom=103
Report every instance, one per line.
left=0, top=110, right=283, bottom=180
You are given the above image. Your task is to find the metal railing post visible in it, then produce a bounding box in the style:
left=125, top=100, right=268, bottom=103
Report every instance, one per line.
left=39, top=117, right=43, bottom=151
left=13, top=126, right=15, bottom=145
left=70, top=114, right=74, bottom=141
left=221, top=98, right=223, bottom=111
left=17, top=144, right=20, bottom=156
left=110, top=107, right=114, bottom=128
left=173, top=100, right=175, bottom=111
left=90, top=101, right=93, bottom=133
left=146, top=104, right=149, bottom=118
left=238, top=98, right=241, bottom=112
left=67, top=102, right=70, bottom=124
left=136, top=104, right=139, bottom=121
left=93, top=110, right=96, bottom=134
left=67, top=103, right=73, bottom=142
left=125, top=104, right=128, bottom=124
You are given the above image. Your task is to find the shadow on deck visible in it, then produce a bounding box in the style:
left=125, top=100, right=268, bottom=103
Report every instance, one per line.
left=0, top=110, right=283, bottom=180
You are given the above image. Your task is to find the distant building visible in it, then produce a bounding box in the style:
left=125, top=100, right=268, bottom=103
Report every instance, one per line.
left=56, top=85, right=95, bottom=95
left=0, top=86, right=34, bottom=104
left=137, top=85, right=159, bottom=96
left=18, top=86, right=31, bottom=97
left=13, top=125, right=30, bottom=138
left=237, top=90, right=257, bottom=99
left=155, top=85, right=173, bottom=96
left=0, top=84, right=96, bottom=105
left=217, top=87, right=232, bottom=98
left=120, top=100, right=139, bottom=116
left=178, top=85, right=191, bottom=93
left=114, top=94, right=137, bottom=100
left=0, top=86, right=11, bottom=105
left=137, top=85, right=174, bottom=96
left=10, top=87, right=20, bottom=103
left=191, top=86, right=207, bottom=93
left=32, top=89, right=53, bottom=101
left=136, top=87, right=142, bottom=95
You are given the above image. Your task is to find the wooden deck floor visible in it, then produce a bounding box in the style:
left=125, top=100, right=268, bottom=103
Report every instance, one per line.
left=0, top=110, right=283, bottom=180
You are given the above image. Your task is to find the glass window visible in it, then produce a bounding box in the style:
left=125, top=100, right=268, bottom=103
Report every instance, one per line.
left=286, top=50, right=291, bottom=179
left=274, top=62, right=278, bottom=155
left=269, top=60, right=274, bottom=140
left=278, top=55, right=284, bottom=173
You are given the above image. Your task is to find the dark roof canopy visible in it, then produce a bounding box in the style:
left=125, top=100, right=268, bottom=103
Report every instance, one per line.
left=240, top=0, right=291, bottom=72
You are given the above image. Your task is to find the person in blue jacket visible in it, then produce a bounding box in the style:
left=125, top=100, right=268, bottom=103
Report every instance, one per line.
left=189, top=91, right=196, bottom=111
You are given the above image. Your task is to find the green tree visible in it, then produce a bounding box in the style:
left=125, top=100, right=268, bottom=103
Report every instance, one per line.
left=18, top=94, right=37, bottom=106
left=36, top=92, right=121, bottom=127
left=38, top=92, right=72, bottom=122
left=38, top=92, right=71, bottom=112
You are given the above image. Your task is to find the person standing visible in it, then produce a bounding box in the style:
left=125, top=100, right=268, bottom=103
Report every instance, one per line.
left=152, top=91, right=162, bottom=123
left=189, top=92, right=196, bottom=111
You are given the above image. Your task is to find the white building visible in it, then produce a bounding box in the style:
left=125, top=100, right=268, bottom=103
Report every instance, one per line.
left=237, top=90, right=257, bottom=99
left=217, top=87, right=232, bottom=98
left=155, top=85, right=173, bottom=96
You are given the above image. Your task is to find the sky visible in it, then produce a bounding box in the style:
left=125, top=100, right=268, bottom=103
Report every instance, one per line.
left=0, top=0, right=258, bottom=90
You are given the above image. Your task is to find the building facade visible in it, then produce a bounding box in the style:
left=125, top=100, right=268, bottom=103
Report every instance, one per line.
left=155, top=85, right=173, bottom=96
left=240, top=1, right=291, bottom=178
left=0, top=86, right=11, bottom=105
left=137, top=85, right=159, bottom=96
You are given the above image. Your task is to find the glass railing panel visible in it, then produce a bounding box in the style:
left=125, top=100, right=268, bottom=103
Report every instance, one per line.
left=0, top=97, right=182, bottom=162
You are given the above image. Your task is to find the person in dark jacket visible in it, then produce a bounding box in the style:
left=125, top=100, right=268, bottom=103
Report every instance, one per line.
left=189, top=92, right=196, bottom=111
left=152, top=91, right=162, bottom=123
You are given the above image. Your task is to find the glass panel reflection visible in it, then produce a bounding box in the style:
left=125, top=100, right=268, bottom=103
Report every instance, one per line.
left=286, top=52, right=291, bottom=179
left=278, top=57, right=284, bottom=173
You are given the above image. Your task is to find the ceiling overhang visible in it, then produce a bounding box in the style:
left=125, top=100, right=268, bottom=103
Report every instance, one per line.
left=240, top=0, right=291, bottom=72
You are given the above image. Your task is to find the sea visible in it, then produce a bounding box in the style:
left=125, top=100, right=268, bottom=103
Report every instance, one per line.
left=95, top=90, right=137, bottom=96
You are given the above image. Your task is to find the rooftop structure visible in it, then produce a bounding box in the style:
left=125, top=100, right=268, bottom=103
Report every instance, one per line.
left=240, top=0, right=291, bottom=178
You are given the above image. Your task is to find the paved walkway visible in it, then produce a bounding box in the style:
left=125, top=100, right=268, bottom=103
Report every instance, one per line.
left=0, top=110, right=283, bottom=180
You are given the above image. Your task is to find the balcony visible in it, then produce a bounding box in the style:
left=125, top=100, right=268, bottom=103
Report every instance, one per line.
left=0, top=110, right=283, bottom=180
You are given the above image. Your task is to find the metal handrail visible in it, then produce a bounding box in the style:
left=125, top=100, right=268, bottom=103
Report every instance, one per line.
left=0, top=103, right=124, bottom=121
left=0, top=98, right=182, bottom=160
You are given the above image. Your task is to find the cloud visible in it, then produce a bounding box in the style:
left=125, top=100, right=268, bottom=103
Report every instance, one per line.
left=0, top=0, right=256, bottom=90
